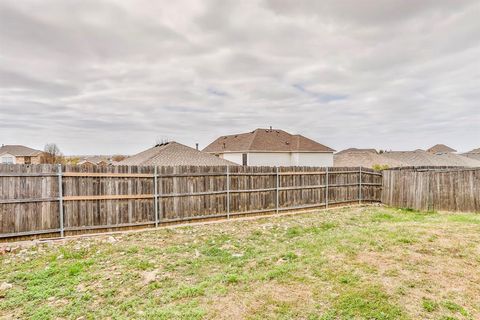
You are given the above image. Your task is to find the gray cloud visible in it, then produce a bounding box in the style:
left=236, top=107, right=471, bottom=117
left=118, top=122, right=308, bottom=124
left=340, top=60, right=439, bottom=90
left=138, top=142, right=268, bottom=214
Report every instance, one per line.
left=0, top=0, right=479, bottom=154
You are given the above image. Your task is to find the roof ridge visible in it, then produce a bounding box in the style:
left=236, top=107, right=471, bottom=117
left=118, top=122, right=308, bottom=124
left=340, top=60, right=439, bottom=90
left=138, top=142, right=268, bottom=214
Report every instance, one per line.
left=247, top=129, right=261, bottom=151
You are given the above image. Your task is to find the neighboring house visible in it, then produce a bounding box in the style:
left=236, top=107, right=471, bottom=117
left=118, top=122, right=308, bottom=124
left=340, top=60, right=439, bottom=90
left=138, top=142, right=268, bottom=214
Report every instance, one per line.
left=334, top=150, right=406, bottom=168
left=78, top=156, right=110, bottom=167
left=203, top=128, right=335, bottom=166
left=426, top=144, right=457, bottom=155
left=0, top=145, right=43, bottom=164
left=118, top=141, right=236, bottom=166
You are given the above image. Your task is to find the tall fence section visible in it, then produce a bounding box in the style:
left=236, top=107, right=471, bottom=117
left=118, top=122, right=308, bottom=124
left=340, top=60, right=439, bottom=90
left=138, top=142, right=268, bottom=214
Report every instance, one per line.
left=0, top=165, right=382, bottom=240
left=382, top=167, right=480, bottom=212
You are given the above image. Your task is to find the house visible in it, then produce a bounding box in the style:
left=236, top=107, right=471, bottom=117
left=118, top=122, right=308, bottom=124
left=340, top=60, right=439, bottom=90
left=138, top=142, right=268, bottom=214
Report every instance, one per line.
left=78, top=156, right=110, bottom=167
left=203, top=128, right=335, bottom=166
left=426, top=144, right=457, bottom=155
left=334, top=150, right=406, bottom=168
left=117, top=141, right=236, bottom=166
left=0, top=145, right=43, bottom=164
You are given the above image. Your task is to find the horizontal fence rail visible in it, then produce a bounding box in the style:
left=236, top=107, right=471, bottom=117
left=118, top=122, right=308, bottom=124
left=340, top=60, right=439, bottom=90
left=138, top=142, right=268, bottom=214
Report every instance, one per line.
left=0, top=164, right=382, bottom=240
left=382, top=166, right=480, bottom=212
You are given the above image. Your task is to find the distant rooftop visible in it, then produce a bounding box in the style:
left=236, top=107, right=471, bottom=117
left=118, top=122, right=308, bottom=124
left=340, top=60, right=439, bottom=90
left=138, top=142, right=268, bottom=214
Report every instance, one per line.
left=426, top=144, right=456, bottom=154
left=384, top=150, right=480, bottom=167
left=334, top=151, right=405, bottom=168
left=203, top=128, right=335, bottom=153
left=465, top=148, right=480, bottom=154
left=336, top=148, right=377, bottom=155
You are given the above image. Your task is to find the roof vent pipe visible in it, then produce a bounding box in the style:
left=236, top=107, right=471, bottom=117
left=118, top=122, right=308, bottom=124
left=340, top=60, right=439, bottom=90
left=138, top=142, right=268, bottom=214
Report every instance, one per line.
left=195, top=143, right=199, bottom=150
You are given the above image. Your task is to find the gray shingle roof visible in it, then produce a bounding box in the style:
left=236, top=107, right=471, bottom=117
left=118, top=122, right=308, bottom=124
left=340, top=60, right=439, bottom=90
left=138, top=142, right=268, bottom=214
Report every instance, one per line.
left=334, top=151, right=406, bottom=168
left=465, top=148, right=480, bottom=154
left=118, top=142, right=236, bottom=166
left=462, top=153, right=480, bottom=161
left=203, top=128, right=334, bottom=153
left=0, top=145, right=42, bottom=157
left=384, top=150, right=480, bottom=167
left=336, top=148, right=377, bottom=155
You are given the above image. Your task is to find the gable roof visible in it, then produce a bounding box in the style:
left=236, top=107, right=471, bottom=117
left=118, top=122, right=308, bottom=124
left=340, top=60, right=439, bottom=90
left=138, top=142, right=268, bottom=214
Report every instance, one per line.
left=426, top=144, right=456, bottom=154
left=0, top=145, right=42, bottom=157
left=118, top=141, right=236, bottom=166
left=334, top=151, right=406, bottom=168
left=203, top=129, right=335, bottom=153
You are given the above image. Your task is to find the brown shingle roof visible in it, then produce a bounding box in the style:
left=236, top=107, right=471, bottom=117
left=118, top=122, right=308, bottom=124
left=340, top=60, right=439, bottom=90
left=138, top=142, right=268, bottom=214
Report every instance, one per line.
left=426, top=144, right=457, bottom=154
left=0, top=145, right=42, bottom=157
left=117, top=142, right=236, bottom=166
left=203, top=129, right=334, bottom=153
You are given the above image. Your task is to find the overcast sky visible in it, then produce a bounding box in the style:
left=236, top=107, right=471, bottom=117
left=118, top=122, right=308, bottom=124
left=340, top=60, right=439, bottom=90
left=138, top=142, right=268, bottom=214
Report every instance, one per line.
left=1, top=0, right=479, bottom=155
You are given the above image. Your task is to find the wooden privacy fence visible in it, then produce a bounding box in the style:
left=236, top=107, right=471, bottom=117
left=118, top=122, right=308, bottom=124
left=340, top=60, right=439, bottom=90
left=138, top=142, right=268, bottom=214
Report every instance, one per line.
left=382, top=167, right=480, bottom=212
left=0, top=165, right=382, bottom=240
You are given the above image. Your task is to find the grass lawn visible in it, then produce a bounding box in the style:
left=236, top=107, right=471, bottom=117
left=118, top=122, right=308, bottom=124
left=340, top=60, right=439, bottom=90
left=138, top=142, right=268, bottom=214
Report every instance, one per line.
left=1, top=205, right=479, bottom=320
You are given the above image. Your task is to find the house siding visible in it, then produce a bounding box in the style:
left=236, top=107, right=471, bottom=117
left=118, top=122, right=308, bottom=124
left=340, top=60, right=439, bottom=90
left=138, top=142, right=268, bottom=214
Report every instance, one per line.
left=221, top=153, right=244, bottom=165
left=293, top=152, right=333, bottom=166
left=219, top=152, right=333, bottom=167
left=14, top=155, right=42, bottom=164
left=248, top=153, right=292, bottom=166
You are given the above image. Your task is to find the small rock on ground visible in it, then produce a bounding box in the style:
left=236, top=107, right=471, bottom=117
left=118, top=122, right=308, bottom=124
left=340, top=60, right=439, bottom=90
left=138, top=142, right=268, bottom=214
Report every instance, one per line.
left=142, top=270, right=159, bottom=284
left=0, top=282, right=13, bottom=291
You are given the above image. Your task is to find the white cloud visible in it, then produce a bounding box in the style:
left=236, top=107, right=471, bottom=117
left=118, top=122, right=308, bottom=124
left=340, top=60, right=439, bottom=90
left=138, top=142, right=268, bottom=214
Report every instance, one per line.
left=0, top=0, right=479, bottom=154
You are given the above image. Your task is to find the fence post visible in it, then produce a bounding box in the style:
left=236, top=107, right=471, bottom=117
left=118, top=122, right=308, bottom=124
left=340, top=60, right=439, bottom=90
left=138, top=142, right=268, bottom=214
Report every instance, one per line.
left=276, top=166, right=279, bottom=214
left=325, top=167, right=329, bottom=208
left=158, top=167, right=163, bottom=224
left=226, top=166, right=230, bottom=219
left=57, top=164, right=64, bottom=238
left=358, top=167, right=362, bottom=204
left=154, top=166, right=159, bottom=227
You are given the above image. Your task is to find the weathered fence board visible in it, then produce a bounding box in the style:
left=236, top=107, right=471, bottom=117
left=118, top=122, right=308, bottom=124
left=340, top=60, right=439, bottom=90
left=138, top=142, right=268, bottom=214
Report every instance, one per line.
left=0, top=164, right=381, bottom=240
left=382, top=167, right=480, bottom=212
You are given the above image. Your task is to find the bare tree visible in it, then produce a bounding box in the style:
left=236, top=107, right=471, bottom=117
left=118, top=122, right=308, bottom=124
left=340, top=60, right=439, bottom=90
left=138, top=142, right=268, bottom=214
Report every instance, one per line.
left=41, top=143, right=64, bottom=164
left=111, top=155, right=126, bottom=162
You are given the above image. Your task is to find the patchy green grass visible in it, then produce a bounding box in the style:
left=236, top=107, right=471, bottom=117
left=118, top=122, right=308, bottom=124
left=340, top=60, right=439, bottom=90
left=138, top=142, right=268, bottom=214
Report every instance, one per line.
left=1, top=206, right=479, bottom=319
